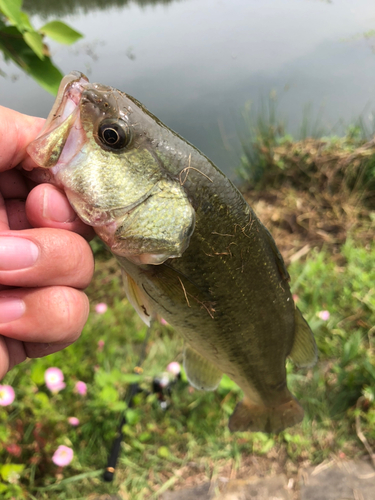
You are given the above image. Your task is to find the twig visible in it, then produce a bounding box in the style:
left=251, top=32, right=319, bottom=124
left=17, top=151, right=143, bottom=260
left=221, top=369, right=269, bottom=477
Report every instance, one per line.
left=355, top=396, right=375, bottom=469
left=289, top=244, right=311, bottom=264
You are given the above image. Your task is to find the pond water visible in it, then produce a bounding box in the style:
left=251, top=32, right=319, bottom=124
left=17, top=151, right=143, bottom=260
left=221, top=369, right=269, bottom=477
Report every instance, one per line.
left=1, top=0, right=375, bottom=179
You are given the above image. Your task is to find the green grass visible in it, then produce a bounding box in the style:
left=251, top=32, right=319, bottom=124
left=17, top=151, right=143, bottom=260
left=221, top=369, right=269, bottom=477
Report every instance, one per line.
left=1, top=237, right=374, bottom=499
left=237, top=98, right=375, bottom=207
left=2, top=99, right=373, bottom=499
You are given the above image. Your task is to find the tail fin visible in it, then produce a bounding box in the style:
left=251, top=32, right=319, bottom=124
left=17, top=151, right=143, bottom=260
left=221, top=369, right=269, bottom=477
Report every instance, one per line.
left=228, top=395, right=304, bottom=434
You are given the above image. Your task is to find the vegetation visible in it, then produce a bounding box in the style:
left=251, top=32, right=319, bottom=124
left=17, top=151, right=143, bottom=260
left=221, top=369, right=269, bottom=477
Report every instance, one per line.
left=238, top=99, right=375, bottom=209
left=0, top=103, right=374, bottom=498
left=23, top=0, right=180, bottom=18
left=0, top=0, right=82, bottom=94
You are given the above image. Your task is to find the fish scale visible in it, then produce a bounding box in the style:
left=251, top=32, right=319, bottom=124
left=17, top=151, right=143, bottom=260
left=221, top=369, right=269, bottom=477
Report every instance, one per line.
left=27, top=71, right=317, bottom=434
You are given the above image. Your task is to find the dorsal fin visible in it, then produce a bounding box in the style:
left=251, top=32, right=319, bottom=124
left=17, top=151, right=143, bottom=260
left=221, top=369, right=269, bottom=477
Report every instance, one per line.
left=263, top=225, right=290, bottom=281
left=289, top=307, right=318, bottom=367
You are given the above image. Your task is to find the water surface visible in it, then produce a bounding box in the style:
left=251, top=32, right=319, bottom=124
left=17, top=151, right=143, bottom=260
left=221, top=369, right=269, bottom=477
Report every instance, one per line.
left=1, top=0, right=375, bottom=178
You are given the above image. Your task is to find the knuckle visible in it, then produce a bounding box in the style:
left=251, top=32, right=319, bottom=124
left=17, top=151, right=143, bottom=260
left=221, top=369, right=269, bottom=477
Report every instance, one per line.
left=51, top=230, right=94, bottom=288
left=46, top=287, right=89, bottom=341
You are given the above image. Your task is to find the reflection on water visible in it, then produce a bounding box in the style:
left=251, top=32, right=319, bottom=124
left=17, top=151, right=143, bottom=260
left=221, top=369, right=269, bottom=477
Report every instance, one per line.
left=3, top=0, right=375, bottom=179
left=23, top=0, right=179, bottom=17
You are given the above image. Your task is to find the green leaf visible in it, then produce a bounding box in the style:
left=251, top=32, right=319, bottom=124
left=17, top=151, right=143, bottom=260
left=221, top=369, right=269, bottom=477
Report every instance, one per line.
left=19, top=12, right=33, bottom=32
left=121, top=373, right=142, bottom=384
left=0, top=423, right=10, bottom=442
left=99, top=385, right=118, bottom=404
left=34, top=392, right=50, bottom=409
left=95, top=368, right=123, bottom=387
left=23, top=30, right=44, bottom=60
left=125, top=408, right=140, bottom=426
left=0, top=463, right=25, bottom=483
left=260, top=438, right=275, bottom=454
left=109, top=401, right=127, bottom=412
left=0, top=26, right=62, bottom=95
left=31, top=363, right=46, bottom=386
left=138, top=431, right=152, bottom=442
left=0, top=0, right=23, bottom=30
left=157, top=446, right=170, bottom=459
left=39, top=21, right=82, bottom=45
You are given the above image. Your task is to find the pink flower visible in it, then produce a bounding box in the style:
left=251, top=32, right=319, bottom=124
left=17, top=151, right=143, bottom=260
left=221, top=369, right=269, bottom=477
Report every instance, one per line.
left=167, top=362, right=181, bottom=376
left=160, top=318, right=168, bottom=326
left=52, top=445, right=74, bottom=467
left=318, top=310, right=330, bottom=321
left=0, top=385, right=15, bottom=406
left=75, top=381, right=87, bottom=396
left=97, top=339, right=105, bottom=352
left=45, top=367, right=66, bottom=393
left=292, top=294, right=299, bottom=303
left=95, top=302, right=108, bottom=314
left=68, top=417, right=80, bottom=426
left=6, top=443, right=21, bottom=457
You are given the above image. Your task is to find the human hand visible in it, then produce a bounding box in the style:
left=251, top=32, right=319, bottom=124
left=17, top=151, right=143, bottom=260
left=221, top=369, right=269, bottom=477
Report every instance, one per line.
left=0, top=105, right=95, bottom=380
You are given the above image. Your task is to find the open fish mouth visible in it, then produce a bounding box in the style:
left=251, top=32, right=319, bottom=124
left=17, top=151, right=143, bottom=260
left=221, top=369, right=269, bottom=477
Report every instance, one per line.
left=25, top=72, right=197, bottom=263
left=43, top=71, right=89, bottom=131
left=25, top=71, right=118, bottom=228
left=26, top=71, right=89, bottom=173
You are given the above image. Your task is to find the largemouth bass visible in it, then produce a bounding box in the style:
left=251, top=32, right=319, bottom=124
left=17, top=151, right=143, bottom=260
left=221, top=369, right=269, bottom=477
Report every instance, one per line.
left=27, top=71, right=317, bottom=433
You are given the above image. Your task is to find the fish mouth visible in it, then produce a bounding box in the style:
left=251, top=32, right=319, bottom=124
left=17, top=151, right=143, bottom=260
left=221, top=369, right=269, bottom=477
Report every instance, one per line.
left=26, top=71, right=90, bottom=172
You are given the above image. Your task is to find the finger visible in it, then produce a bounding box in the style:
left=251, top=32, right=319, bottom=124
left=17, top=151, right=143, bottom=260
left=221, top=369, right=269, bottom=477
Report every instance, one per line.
left=0, top=106, right=44, bottom=171
left=6, top=200, right=32, bottom=230
left=0, top=286, right=89, bottom=344
left=26, top=184, right=95, bottom=240
left=23, top=341, right=74, bottom=359
left=0, top=336, right=26, bottom=378
left=0, top=336, right=11, bottom=378
left=0, top=228, right=94, bottom=289
left=0, top=335, right=75, bottom=380
left=0, top=170, right=29, bottom=199
left=0, top=192, right=9, bottom=231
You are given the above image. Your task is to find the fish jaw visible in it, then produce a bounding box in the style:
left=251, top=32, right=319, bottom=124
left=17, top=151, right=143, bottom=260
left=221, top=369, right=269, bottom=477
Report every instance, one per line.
left=26, top=72, right=196, bottom=265
left=26, top=71, right=89, bottom=172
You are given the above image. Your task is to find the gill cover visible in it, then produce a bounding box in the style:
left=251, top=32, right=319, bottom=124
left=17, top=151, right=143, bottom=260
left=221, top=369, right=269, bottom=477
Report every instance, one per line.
left=27, top=72, right=196, bottom=265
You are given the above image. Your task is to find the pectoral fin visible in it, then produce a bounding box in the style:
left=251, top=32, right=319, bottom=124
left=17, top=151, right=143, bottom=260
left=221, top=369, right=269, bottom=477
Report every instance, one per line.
left=289, top=307, right=318, bottom=368
left=183, top=344, right=222, bottom=391
left=121, top=269, right=153, bottom=326
left=229, top=394, right=304, bottom=434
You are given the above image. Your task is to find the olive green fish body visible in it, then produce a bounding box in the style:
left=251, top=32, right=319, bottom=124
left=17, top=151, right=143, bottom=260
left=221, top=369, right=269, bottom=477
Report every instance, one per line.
left=27, top=72, right=317, bottom=433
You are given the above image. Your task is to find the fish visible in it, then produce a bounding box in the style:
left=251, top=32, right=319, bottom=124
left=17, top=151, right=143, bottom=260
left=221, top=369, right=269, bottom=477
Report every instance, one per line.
left=26, top=71, right=317, bottom=434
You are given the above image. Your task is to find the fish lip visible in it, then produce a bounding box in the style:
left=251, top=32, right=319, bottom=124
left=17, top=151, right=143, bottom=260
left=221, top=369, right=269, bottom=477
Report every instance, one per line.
left=39, top=71, right=89, bottom=137
left=26, top=72, right=90, bottom=172
left=26, top=71, right=89, bottom=168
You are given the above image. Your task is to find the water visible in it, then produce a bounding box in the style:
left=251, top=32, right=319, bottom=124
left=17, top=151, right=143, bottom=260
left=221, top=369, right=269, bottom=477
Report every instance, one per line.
left=1, top=0, right=375, bottom=178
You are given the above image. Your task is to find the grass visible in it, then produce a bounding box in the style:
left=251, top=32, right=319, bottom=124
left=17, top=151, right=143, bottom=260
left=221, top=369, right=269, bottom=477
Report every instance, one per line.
left=1, top=104, right=375, bottom=498
left=238, top=97, right=375, bottom=209
left=1, top=238, right=374, bottom=499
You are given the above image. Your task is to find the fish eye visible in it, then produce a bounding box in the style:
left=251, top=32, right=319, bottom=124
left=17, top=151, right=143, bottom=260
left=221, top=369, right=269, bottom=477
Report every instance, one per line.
left=97, top=119, right=131, bottom=150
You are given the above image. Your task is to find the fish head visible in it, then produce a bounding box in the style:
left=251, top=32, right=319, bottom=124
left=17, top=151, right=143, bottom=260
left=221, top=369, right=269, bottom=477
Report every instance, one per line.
left=27, top=72, right=195, bottom=265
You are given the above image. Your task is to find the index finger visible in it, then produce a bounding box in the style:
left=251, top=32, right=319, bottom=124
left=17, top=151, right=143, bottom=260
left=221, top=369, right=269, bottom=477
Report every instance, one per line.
left=0, top=105, right=45, bottom=172
left=0, top=192, right=9, bottom=232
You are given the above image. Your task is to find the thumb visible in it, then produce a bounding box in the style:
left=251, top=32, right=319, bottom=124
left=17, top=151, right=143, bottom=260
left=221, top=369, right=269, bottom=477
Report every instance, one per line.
left=0, top=106, right=44, bottom=171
